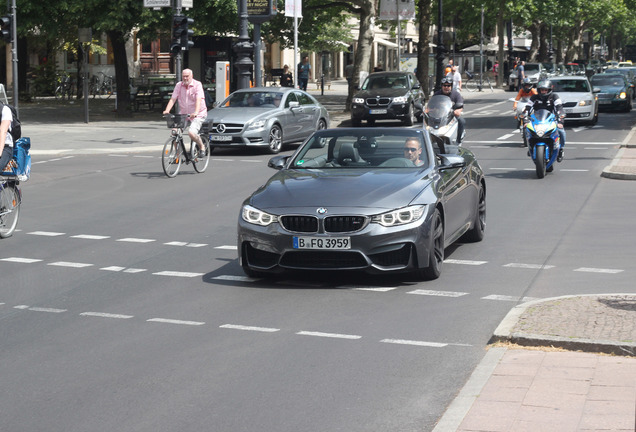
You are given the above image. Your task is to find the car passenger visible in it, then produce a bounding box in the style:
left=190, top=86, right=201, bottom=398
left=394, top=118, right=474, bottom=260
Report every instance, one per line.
left=403, top=137, right=425, bottom=166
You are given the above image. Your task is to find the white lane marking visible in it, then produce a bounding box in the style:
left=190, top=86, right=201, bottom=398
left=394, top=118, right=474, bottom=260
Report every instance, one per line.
left=164, top=241, right=208, bottom=247
left=445, top=259, right=488, bottom=265
left=497, top=134, right=515, bottom=140
left=213, top=275, right=256, bottom=282
left=240, top=160, right=264, bottom=163
left=100, top=266, right=126, bottom=272
left=353, top=287, right=397, bottom=292
left=215, top=245, right=238, bottom=250
left=407, top=289, right=469, bottom=297
left=27, top=307, right=67, bottom=313
left=482, top=295, right=539, bottom=302
left=108, top=154, right=128, bottom=157
left=71, top=234, right=111, bottom=240
left=0, top=257, right=43, bottom=263
left=561, top=169, right=589, bottom=172
left=48, top=261, right=94, bottom=268
left=153, top=271, right=204, bottom=277
left=220, top=324, right=280, bottom=332
left=123, top=268, right=147, bottom=273
left=503, top=263, right=555, bottom=270
left=574, top=267, right=624, bottom=274
left=296, top=331, right=362, bottom=340
left=469, top=141, right=618, bottom=145
left=147, top=318, right=205, bottom=326
left=380, top=339, right=447, bottom=347
left=28, top=231, right=65, bottom=236
left=117, top=238, right=156, bottom=243
left=80, top=312, right=134, bottom=319
left=133, top=155, right=154, bottom=158
left=489, top=167, right=517, bottom=170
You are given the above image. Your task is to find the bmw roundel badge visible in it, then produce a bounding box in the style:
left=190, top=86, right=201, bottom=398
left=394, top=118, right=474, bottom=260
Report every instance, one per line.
left=316, top=207, right=327, bottom=215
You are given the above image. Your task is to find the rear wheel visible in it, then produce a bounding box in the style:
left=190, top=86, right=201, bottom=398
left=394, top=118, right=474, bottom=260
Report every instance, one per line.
left=162, top=137, right=182, bottom=178
left=461, top=183, right=486, bottom=242
left=193, top=136, right=210, bottom=173
left=0, top=184, right=20, bottom=238
left=267, top=125, right=282, bottom=154
left=416, top=208, right=444, bottom=280
left=535, top=145, right=546, bottom=179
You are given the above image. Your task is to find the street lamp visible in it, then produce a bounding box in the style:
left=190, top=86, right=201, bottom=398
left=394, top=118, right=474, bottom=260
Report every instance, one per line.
left=434, top=0, right=445, bottom=92
left=234, top=0, right=254, bottom=90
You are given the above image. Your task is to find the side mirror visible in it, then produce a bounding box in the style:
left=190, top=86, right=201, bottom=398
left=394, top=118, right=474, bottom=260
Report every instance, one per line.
left=268, top=155, right=289, bottom=170
left=412, top=83, right=421, bottom=90
left=288, top=101, right=300, bottom=109
left=438, top=154, right=466, bottom=170
left=593, top=87, right=601, bottom=93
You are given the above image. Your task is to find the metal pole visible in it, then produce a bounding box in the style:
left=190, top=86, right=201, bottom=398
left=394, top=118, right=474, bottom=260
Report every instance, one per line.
left=10, top=0, right=17, bottom=112
left=396, top=0, right=400, bottom=71
left=83, top=44, right=89, bottom=123
left=478, top=6, right=483, bottom=91
left=434, top=0, right=444, bottom=92
left=174, top=0, right=182, bottom=85
left=293, top=0, right=298, bottom=88
left=254, top=23, right=261, bottom=87
left=234, top=0, right=254, bottom=90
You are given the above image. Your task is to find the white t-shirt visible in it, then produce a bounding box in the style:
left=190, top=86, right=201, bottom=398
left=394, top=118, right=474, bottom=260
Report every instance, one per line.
left=2, top=105, right=13, bottom=148
left=446, top=71, right=462, bottom=90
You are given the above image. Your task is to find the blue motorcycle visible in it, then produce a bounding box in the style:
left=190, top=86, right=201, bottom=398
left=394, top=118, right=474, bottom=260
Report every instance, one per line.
left=524, top=109, right=562, bottom=179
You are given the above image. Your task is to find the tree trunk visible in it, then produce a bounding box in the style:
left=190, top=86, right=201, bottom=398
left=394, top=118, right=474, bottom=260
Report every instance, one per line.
left=346, top=0, right=376, bottom=111
left=416, top=0, right=433, bottom=96
left=107, top=30, right=132, bottom=118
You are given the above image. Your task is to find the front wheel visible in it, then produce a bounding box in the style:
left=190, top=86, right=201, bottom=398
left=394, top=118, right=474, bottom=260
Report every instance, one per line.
left=535, top=145, right=546, bottom=179
left=403, top=103, right=416, bottom=126
left=193, top=136, right=211, bottom=173
left=416, top=208, right=444, bottom=280
left=162, top=137, right=182, bottom=178
left=267, top=125, right=282, bottom=154
left=0, top=184, right=20, bottom=238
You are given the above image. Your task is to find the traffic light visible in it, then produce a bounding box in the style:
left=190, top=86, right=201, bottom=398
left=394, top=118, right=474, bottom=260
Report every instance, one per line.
left=170, top=15, right=194, bottom=54
left=1, top=15, right=11, bottom=43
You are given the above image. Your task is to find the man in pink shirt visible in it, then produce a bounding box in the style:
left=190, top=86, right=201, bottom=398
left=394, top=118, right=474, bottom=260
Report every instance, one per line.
left=163, top=68, right=208, bottom=156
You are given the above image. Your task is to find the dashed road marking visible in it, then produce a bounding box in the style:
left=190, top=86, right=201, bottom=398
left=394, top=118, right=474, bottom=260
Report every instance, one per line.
left=380, top=339, right=447, bottom=347
left=220, top=324, right=280, bottom=332
left=503, top=263, right=555, bottom=270
left=445, top=259, right=488, bottom=265
left=14, top=305, right=67, bottom=313
left=574, top=267, right=624, bottom=274
left=408, top=289, right=469, bottom=297
left=117, top=238, right=156, bottom=243
left=482, top=295, right=539, bottom=302
left=213, top=275, right=256, bottom=282
left=215, top=245, right=237, bottom=250
left=353, top=287, right=397, bottom=292
left=48, top=261, right=94, bottom=268
left=71, top=234, right=111, bottom=240
left=28, top=231, right=65, bottom=236
left=296, top=331, right=362, bottom=340
left=152, top=271, right=204, bottom=278
left=80, top=312, right=134, bottom=319
left=1, top=257, right=43, bottom=263
left=147, top=318, right=205, bottom=326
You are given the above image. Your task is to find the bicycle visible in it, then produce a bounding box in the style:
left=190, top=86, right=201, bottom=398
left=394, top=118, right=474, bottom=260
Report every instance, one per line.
left=90, top=72, right=115, bottom=98
left=162, top=114, right=211, bottom=178
left=464, top=71, right=494, bottom=92
left=54, top=72, right=73, bottom=100
left=0, top=175, right=21, bottom=238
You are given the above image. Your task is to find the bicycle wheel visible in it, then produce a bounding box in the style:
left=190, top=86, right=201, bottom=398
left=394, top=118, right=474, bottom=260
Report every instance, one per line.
left=193, top=136, right=210, bottom=173
left=0, top=183, right=20, bottom=238
left=465, top=79, right=475, bottom=92
left=162, top=138, right=182, bottom=178
left=54, top=85, right=63, bottom=100
left=105, top=82, right=114, bottom=99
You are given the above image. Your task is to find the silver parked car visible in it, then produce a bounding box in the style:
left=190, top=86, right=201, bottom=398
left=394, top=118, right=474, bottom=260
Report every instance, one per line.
left=238, top=128, right=486, bottom=280
left=206, top=87, right=329, bottom=154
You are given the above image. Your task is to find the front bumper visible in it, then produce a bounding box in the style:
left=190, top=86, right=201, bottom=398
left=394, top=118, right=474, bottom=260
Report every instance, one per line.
left=351, top=102, right=412, bottom=121
left=207, top=128, right=271, bottom=148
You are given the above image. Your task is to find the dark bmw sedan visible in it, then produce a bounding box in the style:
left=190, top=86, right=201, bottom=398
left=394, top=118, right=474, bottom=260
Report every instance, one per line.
left=590, top=73, right=634, bottom=112
left=238, top=128, right=486, bottom=280
left=351, top=72, right=425, bottom=126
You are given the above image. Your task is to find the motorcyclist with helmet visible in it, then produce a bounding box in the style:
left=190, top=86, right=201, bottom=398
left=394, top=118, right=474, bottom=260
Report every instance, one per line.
left=513, top=78, right=537, bottom=111
left=523, top=79, right=566, bottom=162
left=434, top=76, right=465, bottom=145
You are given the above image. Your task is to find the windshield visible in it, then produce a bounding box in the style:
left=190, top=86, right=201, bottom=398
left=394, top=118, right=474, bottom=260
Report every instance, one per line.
left=524, top=64, right=540, bottom=73
left=290, top=129, right=430, bottom=169
left=220, top=91, right=284, bottom=108
left=425, top=95, right=453, bottom=122
left=591, top=75, right=624, bottom=87
left=552, top=80, right=590, bottom=92
left=361, top=74, right=410, bottom=90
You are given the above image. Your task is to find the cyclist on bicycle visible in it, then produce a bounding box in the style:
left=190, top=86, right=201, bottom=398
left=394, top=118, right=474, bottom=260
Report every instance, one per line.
left=163, top=68, right=208, bottom=157
left=0, top=104, right=14, bottom=170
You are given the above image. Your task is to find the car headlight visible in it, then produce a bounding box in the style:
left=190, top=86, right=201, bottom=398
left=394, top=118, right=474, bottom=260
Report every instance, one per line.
left=578, top=100, right=592, bottom=106
left=371, top=205, right=426, bottom=227
left=242, top=205, right=278, bottom=226
left=353, top=97, right=365, bottom=104
left=619, top=92, right=627, bottom=100
left=246, top=119, right=267, bottom=131
left=392, top=96, right=408, bottom=103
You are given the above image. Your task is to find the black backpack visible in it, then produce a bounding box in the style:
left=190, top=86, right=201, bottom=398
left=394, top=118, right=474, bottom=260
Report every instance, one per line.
left=1, top=102, right=21, bottom=141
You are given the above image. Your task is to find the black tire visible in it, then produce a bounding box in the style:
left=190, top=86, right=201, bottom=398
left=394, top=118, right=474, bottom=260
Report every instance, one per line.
left=193, top=136, right=210, bottom=173
left=535, top=145, right=546, bottom=179
left=590, top=108, right=598, bottom=125
left=267, top=125, right=282, bottom=154
left=0, top=184, right=20, bottom=238
left=367, top=119, right=376, bottom=126
left=461, top=183, right=486, bottom=242
left=403, top=103, right=416, bottom=126
left=351, top=117, right=362, bottom=127
left=416, top=208, right=444, bottom=280
left=162, top=138, right=182, bottom=178
left=317, top=119, right=327, bottom=130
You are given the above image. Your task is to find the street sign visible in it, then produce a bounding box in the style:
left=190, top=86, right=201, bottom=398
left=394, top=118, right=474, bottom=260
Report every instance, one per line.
left=379, top=0, right=415, bottom=20
left=247, top=0, right=276, bottom=21
left=284, top=0, right=302, bottom=18
left=144, top=0, right=170, bottom=7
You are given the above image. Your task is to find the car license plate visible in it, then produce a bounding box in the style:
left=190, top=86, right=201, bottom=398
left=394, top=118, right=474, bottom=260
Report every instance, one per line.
left=293, top=236, right=350, bottom=249
left=211, top=135, right=232, bottom=141
left=369, top=109, right=387, bottom=115
left=599, top=100, right=611, bottom=105
left=564, top=108, right=572, bottom=113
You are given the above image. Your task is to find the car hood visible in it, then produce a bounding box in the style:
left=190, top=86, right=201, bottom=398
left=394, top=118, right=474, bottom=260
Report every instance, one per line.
left=557, top=92, right=594, bottom=101
left=592, top=84, right=626, bottom=92
left=249, top=169, right=432, bottom=214
left=354, top=88, right=409, bottom=98
left=207, top=107, right=275, bottom=123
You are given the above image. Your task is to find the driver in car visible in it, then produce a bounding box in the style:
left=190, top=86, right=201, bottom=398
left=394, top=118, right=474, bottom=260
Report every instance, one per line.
left=434, top=76, right=465, bottom=145
left=403, top=137, right=425, bottom=166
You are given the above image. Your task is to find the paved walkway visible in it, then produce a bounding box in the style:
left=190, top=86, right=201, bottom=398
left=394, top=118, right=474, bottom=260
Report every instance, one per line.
left=16, top=80, right=636, bottom=431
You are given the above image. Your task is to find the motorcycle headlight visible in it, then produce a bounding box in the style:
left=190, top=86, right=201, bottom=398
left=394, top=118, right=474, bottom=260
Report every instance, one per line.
left=242, top=205, right=278, bottom=226
left=392, top=96, right=408, bottom=103
left=246, top=119, right=267, bottom=131
left=371, top=205, right=426, bottom=227
left=353, top=97, right=365, bottom=104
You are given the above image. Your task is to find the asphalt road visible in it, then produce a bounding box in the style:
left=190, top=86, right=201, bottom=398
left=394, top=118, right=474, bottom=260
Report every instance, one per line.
left=1, top=94, right=635, bottom=431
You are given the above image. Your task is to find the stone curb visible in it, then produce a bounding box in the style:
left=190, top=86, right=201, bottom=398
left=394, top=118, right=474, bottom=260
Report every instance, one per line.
left=489, top=293, right=636, bottom=356
left=600, top=125, right=636, bottom=180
